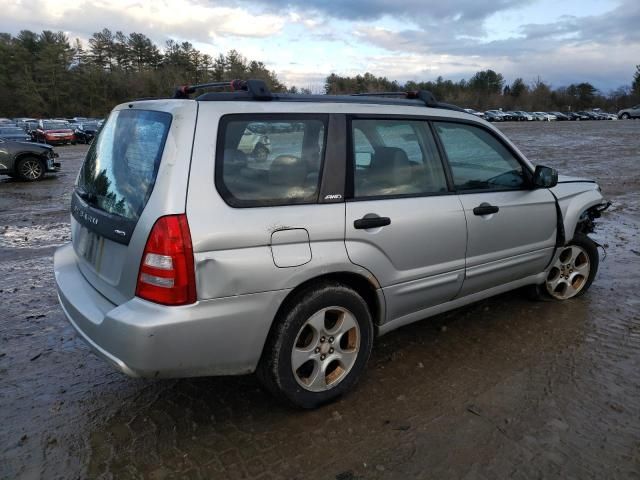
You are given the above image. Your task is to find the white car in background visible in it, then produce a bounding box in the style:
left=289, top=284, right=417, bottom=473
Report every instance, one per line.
left=464, top=108, right=484, bottom=118
left=533, top=112, right=557, bottom=121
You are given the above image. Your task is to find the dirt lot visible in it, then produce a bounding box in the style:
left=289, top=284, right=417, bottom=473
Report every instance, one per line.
left=1, top=121, right=639, bottom=479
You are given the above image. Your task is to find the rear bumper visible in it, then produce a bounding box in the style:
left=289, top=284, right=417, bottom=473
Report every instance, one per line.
left=54, top=244, right=289, bottom=378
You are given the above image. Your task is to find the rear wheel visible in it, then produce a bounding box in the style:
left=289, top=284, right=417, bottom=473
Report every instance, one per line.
left=16, top=156, right=45, bottom=181
left=257, top=283, right=374, bottom=409
left=621, top=113, right=630, bottom=120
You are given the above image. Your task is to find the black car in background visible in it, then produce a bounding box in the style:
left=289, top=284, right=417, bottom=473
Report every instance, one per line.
left=550, top=111, right=569, bottom=121
left=0, top=126, right=32, bottom=142
left=0, top=138, right=60, bottom=180
left=483, top=111, right=504, bottom=122
left=73, top=122, right=100, bottom=144
left=566, top=112, right=589, bottom=121
left=577, top=111, right=600, bottom=120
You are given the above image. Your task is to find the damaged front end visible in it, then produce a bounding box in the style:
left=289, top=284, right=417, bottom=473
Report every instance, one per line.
left=575, top=201, right=611, bottom=235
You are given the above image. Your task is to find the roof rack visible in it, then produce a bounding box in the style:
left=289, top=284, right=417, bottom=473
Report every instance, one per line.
left=178, top=78, right=464, bottom=113
left=172, top=79, right=272, bottom=100
left=351, top=90, right=439, bottom=108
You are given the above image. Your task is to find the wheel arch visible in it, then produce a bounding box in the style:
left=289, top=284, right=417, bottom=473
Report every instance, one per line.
left=257, top=271, right=385, bottom=366
left=272, top=271, right=385, bottom=328
left=552, top=184, right=606, bottom=243
left=13, top=152, right=47, bottom=174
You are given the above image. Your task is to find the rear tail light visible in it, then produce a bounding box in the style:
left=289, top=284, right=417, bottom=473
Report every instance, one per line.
left=136, top=214, right=196, bottom=305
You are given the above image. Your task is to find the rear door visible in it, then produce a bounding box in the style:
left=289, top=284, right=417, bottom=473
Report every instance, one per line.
left=344, top=117, right=467, bottom=325
left=433, top=121, right=557, bottom=296
left=71, top=101, right=198, bottom=305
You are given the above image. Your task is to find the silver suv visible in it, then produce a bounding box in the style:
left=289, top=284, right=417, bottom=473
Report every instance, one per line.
left=54, top=80, right=608, bottom=408
left=618, top=105, right=640, bottom=119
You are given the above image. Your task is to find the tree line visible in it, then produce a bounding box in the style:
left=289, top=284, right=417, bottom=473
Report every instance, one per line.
left=0, top=28, right=638, bottom=117
left=325, top=68, right=640, bottom=112
left=0, top=29, right=286, bottom=117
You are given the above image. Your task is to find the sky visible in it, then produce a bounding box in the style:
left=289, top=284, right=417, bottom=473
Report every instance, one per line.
left=0, top=0, right=638, bottom=92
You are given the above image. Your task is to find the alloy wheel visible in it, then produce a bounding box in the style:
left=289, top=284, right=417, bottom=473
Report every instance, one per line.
left=545, top=245, right=591, bottom=300
left=291, top=306, right=360, bottom=392
left=19, top=159, right=43, bottom=180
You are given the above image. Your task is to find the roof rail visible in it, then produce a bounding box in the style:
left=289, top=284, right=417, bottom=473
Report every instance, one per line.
left=190, top=79, right=466, bottom=113
left=351, top=90, right=438, bottom=108
left=172, top=79, right=272, bottom=100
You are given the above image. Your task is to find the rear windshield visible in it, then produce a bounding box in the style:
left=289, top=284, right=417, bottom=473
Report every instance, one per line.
left=77, top=109, right=172, bottom=221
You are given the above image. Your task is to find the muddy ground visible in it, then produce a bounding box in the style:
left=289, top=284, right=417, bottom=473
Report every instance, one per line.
left=1, top=121, right=639, bottom=479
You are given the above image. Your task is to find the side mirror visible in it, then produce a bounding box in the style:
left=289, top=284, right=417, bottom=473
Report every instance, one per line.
left=533, top=165, right=558, bottom=188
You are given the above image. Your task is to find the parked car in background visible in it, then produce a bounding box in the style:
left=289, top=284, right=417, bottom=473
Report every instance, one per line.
left=509, top=111, right=534, bottom=121
left=533, top=112, right=557, bottom=121
left=577, top=111, right=598, bottom=120
left=0, top=138, right=60, bottom=180
left=566, top=112, right=589, bottom=121
left=33, top=120, right=75, bottom=145
left=618, top=105, right=640, bottom=119
left=550, top=112, right=569, bottom=121
left=483, top=111, right=503, bottom=122
left=463, top=108, right=484, bottom=118
left=236, top=122, right=271, bottom=161
left=0, top=118, right=12, bottom=124
left=73, top=122, right=100, bottom=144
left=0, top=125, right=33, bottom=142
left=486, top=110, right=513, bottom=121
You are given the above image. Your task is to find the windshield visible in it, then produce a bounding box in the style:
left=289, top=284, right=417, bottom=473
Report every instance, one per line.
left=77, top=109, right=171, bottom=222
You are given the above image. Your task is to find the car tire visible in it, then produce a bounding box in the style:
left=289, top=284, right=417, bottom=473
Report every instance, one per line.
left=16, top=156, right=45, bottom=181
left=253, top=144, right=269, bottom=162
left=621, top=113, right=630, bottom=120
left=257, top=282, right=374, bottom=409
left=530, top=233, right=599, bottom=301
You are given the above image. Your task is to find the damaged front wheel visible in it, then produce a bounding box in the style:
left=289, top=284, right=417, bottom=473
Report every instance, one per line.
left=533, top=233, right=599, bottom=301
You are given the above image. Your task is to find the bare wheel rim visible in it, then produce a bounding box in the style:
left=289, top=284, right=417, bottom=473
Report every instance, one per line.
left=19, top=159, right=43, bottom=180
left=291, top=306, right=361, bottom=392
left=545, top=245, right=591, bottom=300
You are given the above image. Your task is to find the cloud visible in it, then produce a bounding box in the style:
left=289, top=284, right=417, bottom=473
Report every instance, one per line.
left=0, top=0, right=286, bottom=42
left=230, top=0, right=531, bottom=22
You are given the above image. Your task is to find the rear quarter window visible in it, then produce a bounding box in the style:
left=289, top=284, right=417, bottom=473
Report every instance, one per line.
left=215, top=115, right=328, bottom=207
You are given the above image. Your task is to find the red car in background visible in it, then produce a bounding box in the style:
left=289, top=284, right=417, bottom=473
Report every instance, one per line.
left=33, top=120, right=75, bottom=145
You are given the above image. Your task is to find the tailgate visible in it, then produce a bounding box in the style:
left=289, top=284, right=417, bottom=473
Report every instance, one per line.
left=70, top=100, right=198, bottom=305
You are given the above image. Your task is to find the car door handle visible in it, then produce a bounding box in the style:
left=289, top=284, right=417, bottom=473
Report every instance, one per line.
left=473, top=203, right=499, bottom=216
left=354, top=216, right=391, bottom=229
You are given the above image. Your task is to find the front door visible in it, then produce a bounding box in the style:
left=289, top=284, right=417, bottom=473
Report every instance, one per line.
left=433, top=121, right=557, bottom=296
left=344, top=117, right=467, bottom=325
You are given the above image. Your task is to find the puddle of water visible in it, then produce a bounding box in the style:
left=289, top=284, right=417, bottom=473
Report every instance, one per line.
left=0, top=223, right=70, bottom=248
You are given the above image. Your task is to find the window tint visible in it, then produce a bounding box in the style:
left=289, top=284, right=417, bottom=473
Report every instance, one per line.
left=352, top=119, right=447, bottom=198
left=217, top=117, right=326, bottom=206
left=434, top=122, right=526, bottom=191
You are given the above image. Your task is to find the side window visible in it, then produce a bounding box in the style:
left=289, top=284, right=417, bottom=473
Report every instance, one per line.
left=351, top=119, right=448, bottom=198
left=434, top=122, right=526, bottom=191
left=353, top=128, right=374, bottom=167
left=217, top=117, right=326, bottom=207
